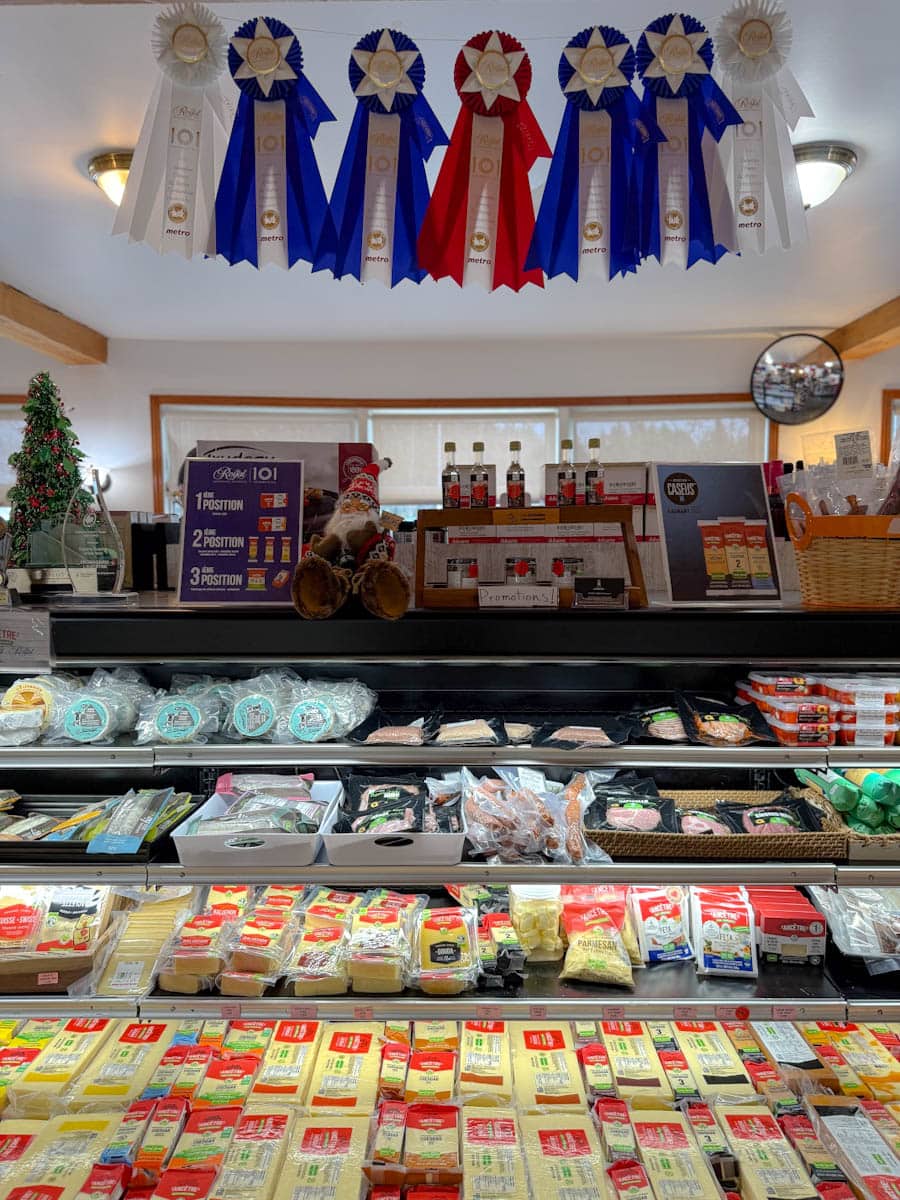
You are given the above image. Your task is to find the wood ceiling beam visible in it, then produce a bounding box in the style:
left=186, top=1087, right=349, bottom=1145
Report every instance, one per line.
left=0, top=283, right=107, bottom=366
left=825, top=295, right=900, bottom=361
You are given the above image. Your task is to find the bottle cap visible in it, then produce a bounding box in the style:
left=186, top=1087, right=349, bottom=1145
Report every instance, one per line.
left=561, top=438, right=573, bottom=450
left=473, top=441, right=485, bottom=452
left=444, top=441, right=456, bottom=452
left=588, top=438, right=600, bottom=449
left=509, top=440, right=521, bottom=452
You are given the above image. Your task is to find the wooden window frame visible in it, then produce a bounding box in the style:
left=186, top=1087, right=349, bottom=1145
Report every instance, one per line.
left=881, top=389, right=900, bottom=463
left=151, top=391, right=771, bottom=512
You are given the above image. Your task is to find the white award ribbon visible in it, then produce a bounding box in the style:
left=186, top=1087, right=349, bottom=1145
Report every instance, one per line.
left=655, top=98, right=690, bottom=268
left=702, top=125, right=738, bottom=255
left=577, top=109, right=612, bottom=281
left=254, top=100, right=289, bottom=269
left=463, top=113, right=504, bottom=289
left=360, top=112, right=400, bottom=286
left=729, top=87, right=766, bottom=253
left=161, top=87, right=203, bottom=253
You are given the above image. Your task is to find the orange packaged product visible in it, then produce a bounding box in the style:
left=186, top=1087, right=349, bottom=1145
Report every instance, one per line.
left=405, top=1052, right=457, bottom=1105
left=403, top=1105, right=462, bottom=1186
left=822, top=677, right=900, bottom=707
left=767, top=716, right=838, bottom=747
left=762, top=697, right=841, bottom=725
left=837, top=720, right=897, bottom=747
left=748, top=672, right=817, bottom=697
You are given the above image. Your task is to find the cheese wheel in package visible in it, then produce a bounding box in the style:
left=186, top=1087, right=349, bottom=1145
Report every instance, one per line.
left=519, top=1112, right=607, bottom=1200
left=271, top=1117, right=368, bottom=1200
left=509, top=1024, right=586, bottom=1112
left=462, top=1109, right=526, bottom=1200
left=306, top=1024, right=382, bottom=1115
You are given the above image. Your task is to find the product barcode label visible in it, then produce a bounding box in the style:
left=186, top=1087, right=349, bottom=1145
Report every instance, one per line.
left=34, top=1052, right=80, bottom=1073
left=469, top=1172, right=518, bottom=1196
left=260, top=1063, right=300, bottom=1081
left=464, top=1048, right=501, bottom=1072
left=291, top=1187, right=339, bottom=1200
left=834, top=431, right=873, bottom=476
left=109, top=960, right=147, bottom=992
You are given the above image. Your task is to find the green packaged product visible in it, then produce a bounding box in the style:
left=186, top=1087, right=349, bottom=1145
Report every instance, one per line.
left=842, top=769, right=900, bottom=805
left=795, top=768, right=858, bottom=813
left=853, top=795, right=884, bottom=828
left=888, top=808, right=900, bottom=830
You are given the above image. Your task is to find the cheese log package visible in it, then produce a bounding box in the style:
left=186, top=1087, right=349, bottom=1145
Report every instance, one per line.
left=405, top=1052, right=457, bottom=1104
left=306, top=1024, right=382, bottom=1115
left=672, top=1021, right=754, bottom=1097
left=193, top=1055, right=260, bottom=1109
left=806, top=1095, right=900, bottom=1200
left=7, top=1017, right=116, bottom=1118
left=719, top=1105, right=818, bottom=1200
left=509, top=1024, right=586, bottom=1113
left=461, top=1109, right=527, bottom=1200
left=250, top=1021, right=322, bottom=1105
left=132, top=1098, right=189, bottom=1187
left=168, top=1106, right=241, bottom=1172
left=631, top=1109, right=721, bottom=1200
left=404, top=1104, right=462, bottom=1185
left=519, top=1112, right=608, bottom=1200
left=208, top=1107, right=293, bottom=1200
left=458, top=1022, right=512, bottom=1107
left=0, top=1119, right=46, bottom=1184
left=600, top=1021, right=672, bottom=1106
left=751, top=1021, right=842, bottom=1095
left=3, top=1113, right=121, bottom=1200
left=271, top=1117, right=368, bottom=1200
left=68, top=1022, right=179, bottom=1110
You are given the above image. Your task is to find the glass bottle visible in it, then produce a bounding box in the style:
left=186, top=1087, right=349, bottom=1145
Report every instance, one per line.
left=471, top=441, right=489, bottom=508
left=585, top=438, right=605, bottom=504
left=557, top=438, right=576, bottom=506
left=506, top=440, right=525, bottom=508
left=441, top=441, right=460, bottom=509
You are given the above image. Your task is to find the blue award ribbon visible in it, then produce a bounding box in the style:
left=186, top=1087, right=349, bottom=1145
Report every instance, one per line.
left=215, top=16, right=335, bottom=268
left=315, top=28, right=447, bottom=285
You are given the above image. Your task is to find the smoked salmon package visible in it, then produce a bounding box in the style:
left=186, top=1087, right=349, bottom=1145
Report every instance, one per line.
left=348, top=710, right=440, bottom=748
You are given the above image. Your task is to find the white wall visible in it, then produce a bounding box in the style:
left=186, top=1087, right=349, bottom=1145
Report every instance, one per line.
left=1, top=334, right=898, bottom=511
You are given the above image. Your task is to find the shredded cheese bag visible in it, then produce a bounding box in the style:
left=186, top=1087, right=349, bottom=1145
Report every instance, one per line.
left=560, top=906, right=633, bottom=988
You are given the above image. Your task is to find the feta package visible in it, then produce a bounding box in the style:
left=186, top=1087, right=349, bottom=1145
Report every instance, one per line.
left=509, top=1024, right=586, bottom=1112
left=306, top=1024, right=382, bottom=1115
left=250, top=1020, right=322, bottom=1105
left=458, top=1022, right=511, bottom=1107
left=691, top=889, right=758, bottom=977
left=520, top=1112, right=607, bottom=1200
left=600, top=1020, right=671, bottom=1106
left=631, top=1109, right=721, bottom=1200
left=461, top=1110, right=526, bottom=1200
left=629, top=886, right=693, bottom=963
left=271, top=1117, right=369, bottom=1200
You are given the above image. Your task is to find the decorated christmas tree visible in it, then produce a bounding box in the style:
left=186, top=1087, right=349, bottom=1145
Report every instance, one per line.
left=7, top=372, right=92, bottom=567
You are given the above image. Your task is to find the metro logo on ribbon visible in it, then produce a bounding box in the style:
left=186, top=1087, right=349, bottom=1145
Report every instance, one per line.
left=417, top=30, right=551, bottom=292
left=315, top=28, right=447, bottom=286
left=215, top=16, right=335, bottom=268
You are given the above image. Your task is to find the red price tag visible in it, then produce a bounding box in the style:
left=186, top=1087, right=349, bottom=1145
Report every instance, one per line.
left=289, top=1005, right=317, bottom=1021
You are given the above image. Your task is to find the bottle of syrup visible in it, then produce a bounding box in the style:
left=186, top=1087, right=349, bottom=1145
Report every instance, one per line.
left=441, top=441, right=460, bottom=508
left=506, top=440, right=525, bottom=508
left=557, top=439, right=576, bottom=506
left=471, top=441, right=489, bottom=508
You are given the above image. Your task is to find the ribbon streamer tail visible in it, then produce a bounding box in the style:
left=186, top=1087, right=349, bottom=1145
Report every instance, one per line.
left=215, top=96, right=259, bottom=266
left=318, top=104, right=368, bottom=279
left=418, top=108, right=474, bottom=286
left=494, top=117, right=544, bottom=292
left=113, top=75, right=170, bottom=250
left=526, top=106, right=580, bottom=280
left=284, top=99, right=334, bottom=269
left=763, top=88, right=807, bottom=249
left=768, top=66, right=814, bottom=130
left=393, top=114, right=431, bottom=285
left=702, top=126, right=738, bottom=256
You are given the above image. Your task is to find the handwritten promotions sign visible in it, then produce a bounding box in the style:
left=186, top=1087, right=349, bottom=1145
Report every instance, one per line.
left=178, top=458, right=304, bottom=605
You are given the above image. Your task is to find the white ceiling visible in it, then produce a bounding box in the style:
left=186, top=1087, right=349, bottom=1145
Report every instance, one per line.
left=1, top=0, right=898, bottom=342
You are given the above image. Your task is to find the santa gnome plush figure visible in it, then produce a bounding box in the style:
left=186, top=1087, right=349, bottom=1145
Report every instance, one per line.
left=292, top=458, right=410, bottom=620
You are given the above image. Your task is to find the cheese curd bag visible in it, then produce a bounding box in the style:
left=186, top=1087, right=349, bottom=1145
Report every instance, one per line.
left=68, top=1021, right=180, bottom=1111
left=271, top=1117, right=368, bottom=1200
left=461, top=1109, right=527, bottom=1200
left=209, top=1107, right=294, bottom=1200
left=458, top=1022, right=512, bottom=1106
left=306, top=1024, right=382, bottom=1115
left=7, top=1017, right=117, bottom=1118
left=520, top=1113, right=607, bottom=1200
left=630, top=1109, right=721, bottom=1200
left=509, top=1023, right=586, bottom=1113
left=250, top=1020, right=322, bottom=1105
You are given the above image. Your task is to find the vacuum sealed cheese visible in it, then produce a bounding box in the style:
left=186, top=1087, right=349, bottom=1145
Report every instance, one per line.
left=405, top=1052, right=457, bottom=1104
left=458, top=1022, right=512, bottom=1106
left=461, top=1109, right=526, bottom=1200
left=272, top=1117, right=368, bottom=1200
left=132, top=1097, right=189, bottom=1187
left=222, top=1020, right=276, bottom=1060
left=229, top=912, right=294, bottom=976
left=600, top=1021, right=672, bottom=1106
left=209, top=1107, right=293, bottom=1200
left=580, top=1043, right=616, bottom=1100
left=205, top=886, right=253, bottom=921
left=719, top=1104, right=818, bottom=1200
left=367, top=1099, right=407, bottom=1184
left=807, top=1094, right=900, bottom=1200
left=379, top=1043, right=410, bottom=1101
left=520, top=1112, right=607, bottom=1200
left=509, top=1024, right=586, bottom=1112
left=3, top=1113, right=121, bottom=1200
left=404, top=1104, right=462, bottom=1185
left=0, top=1119, right=45, bottom=1183
left=151, top=1167, right=218, bottom=1200
left=8, top=1017, right=116, bottom=1118
left=414, top=1022, right=459, bottom=1053
left=751, top=1020, right=841, bottom=1094
left=414, top=908, right=478, bottom=995
left=99, top=1099, right=155, bottom=1166
left=250, top=1020, right=322, bottom=1105
left=631, top=1108, right=721, bottom=1200
left=68, top=1021, right=179, bottom=1110
left=595, top=1098, right=637, bottom=1162
left=302, top=889, right=364, bottom=930
left=171, top=1047, right=215, bottom=1103
left=193, top=1054, right=259, bottom=1109
left=801, top=1021, right=900, bottom=1101
left=0, top=1047, right=48, bottom=1112
left=606, top=1159, right=654, bottom=1200
left=9, top=1019, right=65, bottom=1050
left=306, top=1024, right=382, bottom=1115
left=672, top=1021, right=753, bottom=1097
left=169, top=913, right=230, bottom=977
left=349, top=908, right=408, bottom=994
left=288, top=924, right=349, bottom=996
left=168, top=1106, right=241, bottom=1172
left=0, top=887, right=47, bottom=954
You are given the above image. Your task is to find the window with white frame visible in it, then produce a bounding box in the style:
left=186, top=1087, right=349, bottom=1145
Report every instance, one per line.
left=891, top=395, right=900, bottom=450
left=0, top=403, right=24, bottom=513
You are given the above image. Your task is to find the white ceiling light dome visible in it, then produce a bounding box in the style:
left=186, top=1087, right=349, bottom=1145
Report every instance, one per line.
left=793, top=142, right=858, bottom=209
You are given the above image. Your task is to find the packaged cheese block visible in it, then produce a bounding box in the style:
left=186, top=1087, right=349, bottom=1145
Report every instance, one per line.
left=205, top=886, right=253, bottom=922
left=197, top=1022, right=228, bottom=1053
left=404, top=1105, right=462, bottom=1186
left=288, top=925, right=349, bottom=996
left=0, top=1047, right=47, bottom=1112
left=171, top=1048, right=216, bottom=1103
left=140, top=1045, right=193, bottom=1102
left=0, top=887, right=47, bottom=954
left=414, top=1022, right=459, bottom=1053
left=229, top=913, right=294, bottom=976
left=303, top=889, right=364, bottom=930
left=0, top=1119, right=45, bottom=1184
left=461, top=1109, right=526, bottom=1200
left=168, top=1106, right=241, bottom=1172
left=458, top=1022, right=511, bottom=1107
left=595, top=1098, right=636, bottom=1162
left=272, top=1117, right=368, bottom=1200
left=74, top=1162, right=129, bottom=1200
left=778, top=1114, right=852, bottom=1187
left=250, top=1021, right=322, bottom=1105
left=7, top=1017, right=116, bottom=1118
left=3, top=1113, right=121, bottom=1200
left=132, top=1098, right=189, bottom=1187
left=192, top=1055, right=259, bottom=1109
left=657, top=1048, right=700, bottom=1102
left=0, top=1023, right=21, bottom=1047
left=97, top=941, right=162, bottom=998
left=580, top=1043, right=616, bottom=1100
left=405, top=1053, right=457, bottom=1105
left=684, top=1103, right=740, bottom=1191
left=256, top=885, right=307, bottom=916
left=349, top=908, right=408, bottom=994
left=719, top=1105, right=818, bottom=1200
left=813, top=1041, right=871, bottom=1098
left=379, top=1043, right=411, bottom=1101
left=606, top=1159, right=654, bottom=1200
left=383, top=1023, right=412, bottom=1047
left=222, top=1020, right=276, bottom=1060
left=306, top=1024, right=382, bottom=1115
left=415, top=909, right=478, bottom=996
left=672, top=1021, right=754, bottom=1097
left=208, top=1107, right=293, bottom=1200
left=509, top=1024, right=586, bottom=1113
left=801, top=1021, right=900, bottom=1102
left=367, top=1100, right=407, bottom=1185
left=170, top=914, right=230, bottom=977
left=600, top=1021, right=672, bottom=1106
left=520, top=1112, right=607, bottom=1200
left=219, top=971, right=274, bottom=999
left=36, top=886, right=112, bottom=955
left=860, top=1097, right=900, bottom=1156
left=155, top=969, right=212, bottom=996
left=151, top=1168, right=218, bottom=1200
left=751, top=1020, right=841, bottom=1094
left=172, top=1021, right=203, bottom=1047
left=99, top=1099, right=156, bottom=1166
left=9, top=1020, right=64, bottom=1050
left=631, top=1109, right=721, bottom=1200
left=572, top=1021, right=600, bottom=1047
left=867, top=1023, right=900, bottom=1061
left=807, top=1095, right=900, bottom=1200
left=68, top=1022, right=179, bottom=1111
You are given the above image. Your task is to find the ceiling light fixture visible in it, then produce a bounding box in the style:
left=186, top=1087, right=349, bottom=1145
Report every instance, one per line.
left=87, top=151, right=133, bottom=207
left=793, top=142, right=858, bottom=210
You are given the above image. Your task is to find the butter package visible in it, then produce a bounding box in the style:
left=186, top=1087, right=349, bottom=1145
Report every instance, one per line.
left=250, top=1020, right=322, bottom=1105
left=751, top=1020, right=841, bottom=1094
left=367, top=1100, right=407, bottom=1184
left=606, top=1159, right=654, bottom=1200
left=0, top=1119, right=46, bottom=1183
left=272, top=1117, right=368, bottom=1200
left=510, top=1024, right=586, bottom=1112
left=404, top=1105, right=462, bottom=1186
left=380, top=1043, right=411, bottom=1101
left=100, top=1099, right=156, bottom=1166
left=801, top=1022, right=900, bottom=1102
left=349, top=907, right=408, bottom=994
left=306, top=1024, right=382, bottom=1115
left=461, top=1109, right=526, bottom=1200
left=415, top=908, right=478, bottom=996
left=168, top=1106, right=241, bottom=1172
left=631, top=1109, right=722, bottom=1200
left=193, top=1055, right=259, bottom=1109
left=720, top=1105, right=818, bottom=1200
left=519, top=1112, right=607, bottom=1200
left=69, top=1021, right=178, bottom=1110
left=222, top=1019, right=276, bottom=1060
left=684, top=1103, right=739, bottom=1190
left=807, top=1095, right=900, bottom=1200
left=8, top=1017, right=116, bottom=1117
left=458, top=1022, right=511, bottom=1107
left=405, top=1052, right=457, bottom=1105
left=673, top=1021, right=754, bottom=1097
left=594, top=1098, right=637, bottom=1162
left=4, top=1113, right=121, bottom=1200
left=580, top=1043, right=616, bottom=1100
left=209, top=1107, right=293, bottom=1200
left=778, top=1114, right=851, bottom=1185
left=600, top=1020, right=671, bottom=1106
left=151, top=1168, right=218, bottom=1200
left=132, top=1098, right=189, bottom=1187
left=288, top=924, right=349, bottom=996
left=414, top=1022, right=459, bottom=1053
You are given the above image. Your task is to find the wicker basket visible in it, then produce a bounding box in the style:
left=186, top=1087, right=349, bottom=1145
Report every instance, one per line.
left=786, top=492, right=900, bottom=610
left=584, top=788, right=847, bottom=861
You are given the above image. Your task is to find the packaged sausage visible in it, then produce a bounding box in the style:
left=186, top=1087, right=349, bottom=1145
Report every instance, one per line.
left=414, top=908, right=478, bottom=996
left=532, top=716, right=629, bottom=749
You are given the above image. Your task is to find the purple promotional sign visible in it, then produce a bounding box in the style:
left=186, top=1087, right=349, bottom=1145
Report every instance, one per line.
left=178, top=458, right=304, bottom=605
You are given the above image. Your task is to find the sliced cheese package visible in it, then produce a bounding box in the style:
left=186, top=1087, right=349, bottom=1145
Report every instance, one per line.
left=520, top=1112, right=607, bottom=1200
left=807, top=1094, right=900, bottom=1200
left=631, top=1108, right=721, bottom=1200
left=306, top=1024, right=383, bottom=1115
left=600, top=1020, right=672, bottom=1107
left=272, top=1117, right=368, bottom=1200
left=3, top=1112, right=121, bottom=1200
left=98, top=940, right=165, bottom=999
left=719, top=1104, right=818, bottom=1200
left=461, top=1109, right=526, bottom=1200
left=287, top=924, right=349, bottom=996
left=404, top=1104, right=462, bottom=1186
left=0, top=1119, right=46, bottom=1184
left=509, top=1023, right=586, bottom=1113
left=167, top=1105, right=242, bottom=1172
left=672, top=1021, right=754, bottom=1097
left=458, top=1022, right=511, bottom=1107
left=68, top=1021, right=179, bottom=1111
left=250, top=1020, right=322, bottom=1106
left=193, top=1055, right=260, bottom=1110
left=7, top=1017, right=117, bottom=1118
left=209, top=1106, right=294, bottom=1200
left=228, top=911, right=295, bottom=976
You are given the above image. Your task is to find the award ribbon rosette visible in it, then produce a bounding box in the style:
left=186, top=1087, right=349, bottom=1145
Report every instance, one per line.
left=114, top=3, right=234, bottom=258
left=215, top=16, right=335, bottom=268
left=316, top=28, right=448, bottom=286
left=527, top=26, right=664, bottom=281
left=417, top=30, right=551, bottom=292
left=716, top=0, right=813, bottom=253
left=636, top=13, right=743, bottom=268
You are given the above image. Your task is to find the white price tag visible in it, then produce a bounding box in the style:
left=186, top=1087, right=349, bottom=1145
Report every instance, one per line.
left=476, top=1004, right=502, bottom=1021
left=529, top=1005, right=548, bottom=1020
left=602, top=1006, right=625, bottom=1021
left=834, top=431, right=873, bottom=477
left=289, top=1005, right=317, bottom=1021
left=219, top=1003, right=241, bottom=1019
left=0, top=610, right=50, bottom=671
left=673, top=1006, right=698, bottom=1021
left=353, top=1005, right=374, bottom=1021
left=771, top=1005, right=799, bottom=1021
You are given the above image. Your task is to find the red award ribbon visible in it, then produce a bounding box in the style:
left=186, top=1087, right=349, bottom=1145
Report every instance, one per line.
left=417, top=30, right=551, bottom=292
